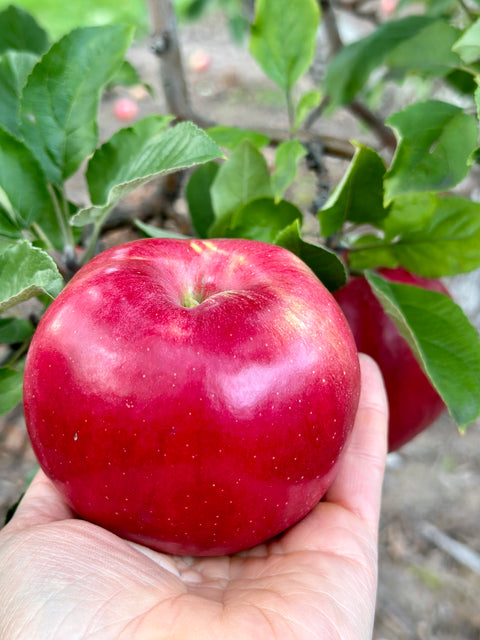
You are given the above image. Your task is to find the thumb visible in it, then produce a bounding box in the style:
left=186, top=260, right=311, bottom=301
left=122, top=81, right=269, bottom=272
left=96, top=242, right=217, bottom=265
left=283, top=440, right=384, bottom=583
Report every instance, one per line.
left=324, top=353, right=389, bottom=534
left=6, top=470, right=75, bottom=531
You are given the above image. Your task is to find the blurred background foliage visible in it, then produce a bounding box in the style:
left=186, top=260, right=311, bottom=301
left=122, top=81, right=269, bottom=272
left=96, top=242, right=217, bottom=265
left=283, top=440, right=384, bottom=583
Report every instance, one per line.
left=0, top=0, right=251, bottom=40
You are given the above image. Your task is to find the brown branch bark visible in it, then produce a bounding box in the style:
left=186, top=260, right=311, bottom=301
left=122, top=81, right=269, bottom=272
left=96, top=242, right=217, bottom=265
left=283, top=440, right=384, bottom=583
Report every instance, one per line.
left=348, top=99, right=397, bottom=150
left=147, top=0, right=198, bottom=123
left=319, top=0, right=343, bottom=54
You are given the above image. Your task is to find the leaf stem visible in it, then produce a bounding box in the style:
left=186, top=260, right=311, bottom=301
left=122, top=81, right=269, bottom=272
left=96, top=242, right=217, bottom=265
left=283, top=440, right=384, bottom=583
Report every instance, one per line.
left=47, top=184, right=75, bottom=260
left=31, top=222, right=54, bottom=250
left=80, top=206, right=115, bottom=265
left=1, top=340, right=29, bottom=369
left=457, top=0, right=476, bottom=22
left=286, top=88, right=295, bottom=133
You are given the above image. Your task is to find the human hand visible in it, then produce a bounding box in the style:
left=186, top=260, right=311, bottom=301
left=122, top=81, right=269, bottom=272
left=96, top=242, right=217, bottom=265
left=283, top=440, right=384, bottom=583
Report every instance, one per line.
left=0, top=354, right=388, bottom=640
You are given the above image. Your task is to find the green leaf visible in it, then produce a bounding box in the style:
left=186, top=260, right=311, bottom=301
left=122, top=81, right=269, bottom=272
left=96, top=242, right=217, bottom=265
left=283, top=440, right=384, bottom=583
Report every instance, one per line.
left=249, top=0, right=320, bottom=91
left=272, top=141, right=306, bottom=203
left=0, top=317, right=34, bottom=343
left=323, top=15, right=434, bottom=107
left=175, top=0, right=212, bottom=21
left=107, top=60, right=153, bottom=95
left=347, top=234, right=399, bottom=272
left=228, top=197, right=302, bottom=242
left=0, top=367, right=24, bottom=415
left=206, top=126, right=270, bottom=150
left=452, top=18, right=480, bottom=64
left=293, top=90, right=322, bottom=131
left=86, top=116, right=172, bottom=204
left=366, top=271, right=480, bottom=429
left=384, top=101, right=478, bottom=203
left=0, top=241, right=63, bottom=312
left=19, top=24, right=134, bottom=186
left=386, top=20, right=462, bottom=77
left=210, top=140, right=272, bottom=221
left=445, top=69, right=477, bottom=95
left=392, top=197, right=480, bottom=277
left=0, top=126, right=55, bottom=229
left=185, top=161, right=219, bottom=238
left=0, top=206, right=22, bottom=241
left=350, top=196, right=480, bottom=278
left=0, top=51, right=38, bottom=137
left=134, top=219, right=191, bottom=239
left=319, top=143, right=388, bottom=237
left=275, top=219, right=347, bottom=291
left=382, top=193, right=437, bottom=241
left=0, top=5, right=49, bottom=55
left=73, top=119, right=222, bottom=227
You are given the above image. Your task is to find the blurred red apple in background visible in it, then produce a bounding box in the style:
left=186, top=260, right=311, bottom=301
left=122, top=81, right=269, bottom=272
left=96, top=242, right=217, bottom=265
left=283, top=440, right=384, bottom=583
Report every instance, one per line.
left=113, top=96, right=139, bottom=121
left=334, top=267, right=448, bottom=451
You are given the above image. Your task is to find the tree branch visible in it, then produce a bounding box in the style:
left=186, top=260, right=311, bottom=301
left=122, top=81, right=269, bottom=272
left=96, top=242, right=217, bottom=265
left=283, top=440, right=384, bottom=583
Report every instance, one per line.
left=348, top=99, right=397, bottom=150
left=147, top=0, right=207, bottom=124
left=320, top=0, right=343, bottom=53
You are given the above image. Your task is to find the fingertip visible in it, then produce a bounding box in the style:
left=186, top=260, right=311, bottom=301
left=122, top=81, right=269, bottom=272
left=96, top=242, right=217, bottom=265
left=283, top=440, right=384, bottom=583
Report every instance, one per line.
left=357, top=353, right=389, bottom=428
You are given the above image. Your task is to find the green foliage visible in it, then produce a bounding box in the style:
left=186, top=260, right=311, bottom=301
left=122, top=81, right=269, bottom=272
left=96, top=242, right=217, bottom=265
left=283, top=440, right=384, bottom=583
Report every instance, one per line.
left=272, top=141, right=307, bottom=203
left=366, top=272, right=480, bottom=429
left=0, top=366, right=24, bottom=415
left=250, top=0, right=320, bottom=92
left=349, top=197, right=480, bottom=278
left=323, top=16, right=435, bottom=108
left=0, top=4, right=49, bottom=54
left=452, top=17, right=480, bottom=64
left=210, top=141, right=273, bottom=223
left=0, top=0, right=148, bottom=39
left=319, top=144, right=388, bottom=237
left=73, top=118, right=220, bottom=231
left=384, top=101, right=478, bottom=202
left=0, top=241, right=62, bottom=312
left=249, top=0, right=320, bottom=126
left=207, top=125, right=270, bottom=150
left=20, top=25, right=135, bottom=186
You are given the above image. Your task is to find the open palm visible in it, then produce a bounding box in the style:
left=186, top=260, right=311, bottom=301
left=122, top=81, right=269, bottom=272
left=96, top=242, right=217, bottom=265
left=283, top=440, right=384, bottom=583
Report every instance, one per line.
left=0, top=354, right=387, bottom=640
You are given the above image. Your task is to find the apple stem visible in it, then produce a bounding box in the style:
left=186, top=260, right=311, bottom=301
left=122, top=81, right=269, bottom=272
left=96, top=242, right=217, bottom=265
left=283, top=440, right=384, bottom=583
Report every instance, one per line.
left=182, top=291, right=202, bottom=308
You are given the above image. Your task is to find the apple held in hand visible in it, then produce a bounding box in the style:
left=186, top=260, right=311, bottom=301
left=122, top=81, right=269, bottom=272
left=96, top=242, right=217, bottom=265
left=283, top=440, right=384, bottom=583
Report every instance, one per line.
left=334, top=267, right=448, bottom=452
left=23, top=238, right=360, bottom=556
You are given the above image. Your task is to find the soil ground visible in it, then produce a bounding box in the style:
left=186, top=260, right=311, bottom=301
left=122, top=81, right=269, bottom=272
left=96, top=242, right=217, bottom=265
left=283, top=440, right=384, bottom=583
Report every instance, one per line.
left=2, top=10, right=480, bottom=639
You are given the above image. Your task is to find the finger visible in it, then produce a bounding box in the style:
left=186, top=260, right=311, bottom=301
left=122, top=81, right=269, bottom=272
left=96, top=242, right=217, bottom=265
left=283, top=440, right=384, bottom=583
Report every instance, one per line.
left=324, top=353, right=388, bottom=533
left=6, top=470, right=75, bottom=530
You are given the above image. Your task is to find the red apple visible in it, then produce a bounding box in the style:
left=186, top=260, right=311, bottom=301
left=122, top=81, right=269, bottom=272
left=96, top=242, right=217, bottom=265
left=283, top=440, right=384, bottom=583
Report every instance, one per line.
left=188, top=48, right=212, bottom=72
left=380, top=0, right=397, bottom=16
left=113, top=97, right=139, bottom=122
left=334, top=267, right=448, bottom=452
left=23, top=238, right=360, bottom=556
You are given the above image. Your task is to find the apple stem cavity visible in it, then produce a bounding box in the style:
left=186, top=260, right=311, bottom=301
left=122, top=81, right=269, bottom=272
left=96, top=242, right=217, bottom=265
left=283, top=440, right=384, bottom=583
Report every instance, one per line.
left=182, top=291, right=203, bottom=308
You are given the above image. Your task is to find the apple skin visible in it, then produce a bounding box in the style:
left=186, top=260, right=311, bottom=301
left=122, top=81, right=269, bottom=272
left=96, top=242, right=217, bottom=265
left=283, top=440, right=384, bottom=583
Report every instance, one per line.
left=23, top=238, right=360, bottom=556
left=333, top=267, right=448, bottom=452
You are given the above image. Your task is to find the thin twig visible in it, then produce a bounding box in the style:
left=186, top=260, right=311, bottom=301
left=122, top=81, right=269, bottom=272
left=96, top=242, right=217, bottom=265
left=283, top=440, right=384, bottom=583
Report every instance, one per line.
left=260, top=125, right=355, bottom=159
left=348, top=99, right=397, bottom=149
left=319, top=0, right=343, bottom=54
left=420, top=521, right=480, bottom=576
